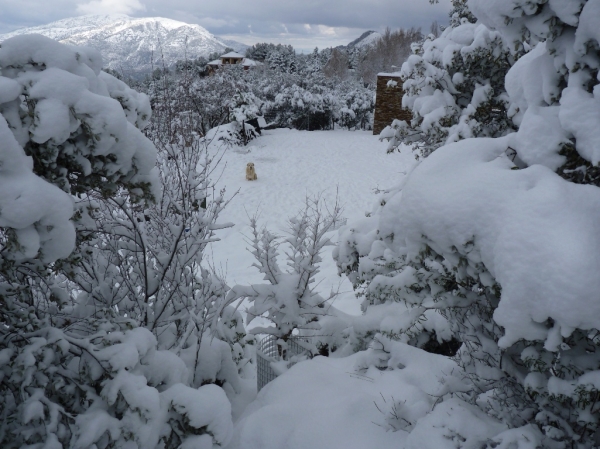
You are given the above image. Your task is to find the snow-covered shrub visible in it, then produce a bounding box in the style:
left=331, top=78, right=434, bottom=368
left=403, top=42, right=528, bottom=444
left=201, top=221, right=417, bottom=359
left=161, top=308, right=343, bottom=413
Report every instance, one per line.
left=381, top=4, right=515, bottom=155
left=0, top=112, right=75, bottom=265
left=338, top=107, right=357, bottom=129
left=216, top=306, right=256, bottom=378
left=0, top=35, right=237, bottom=448
left=337, top=81, right=375, bottom=130
left=336, top=1, right=600, bottom=445
left=228, top=89, right=261, bottom=145
left=267, top=82, right=338, bottom=130
left=228, top=198, right=342, bottom=356
left=0, top=33, right=157, bottom=286
left=64, top=123, right=242, bottom=390
left=332, top=210, right=458, bottom=356
left=203, top=121, right=259, bottom=148
left=189, top=70, right=243, bottom=135
left=229, top=89, right=260, bottom=124
left=0, top=320, right=233, bottom=449
left=0, top=34, right=155, bottom=197
left=0, top=33, right=157, bottom=326
left=336, top=134, right=600, bottom=446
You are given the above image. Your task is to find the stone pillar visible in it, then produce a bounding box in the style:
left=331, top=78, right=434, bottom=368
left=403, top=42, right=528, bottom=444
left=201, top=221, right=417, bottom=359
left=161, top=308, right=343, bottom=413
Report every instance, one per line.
left=373, top=73, right=412, bottom=135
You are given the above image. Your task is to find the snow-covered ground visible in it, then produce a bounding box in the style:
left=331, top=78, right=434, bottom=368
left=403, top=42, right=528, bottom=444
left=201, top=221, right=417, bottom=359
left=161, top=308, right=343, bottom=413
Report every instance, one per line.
left=205, top=129, right=420, bottom=446
left=208, top=128, right=415, bottom=317
left=226, top=341, right=488, bottom=449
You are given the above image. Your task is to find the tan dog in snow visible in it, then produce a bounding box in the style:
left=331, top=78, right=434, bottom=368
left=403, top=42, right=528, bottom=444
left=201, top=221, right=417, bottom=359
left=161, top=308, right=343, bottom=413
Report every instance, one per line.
left=246, top=162, right=257, bottom=181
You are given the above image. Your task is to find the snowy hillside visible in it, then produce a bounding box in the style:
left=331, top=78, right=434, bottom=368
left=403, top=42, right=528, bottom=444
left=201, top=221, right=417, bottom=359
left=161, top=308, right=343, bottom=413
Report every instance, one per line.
left=337, top=30, right=382, bottom=52
left=347, top=30, right=382, bottom=49
left=0, top=15, right=248, bottom=74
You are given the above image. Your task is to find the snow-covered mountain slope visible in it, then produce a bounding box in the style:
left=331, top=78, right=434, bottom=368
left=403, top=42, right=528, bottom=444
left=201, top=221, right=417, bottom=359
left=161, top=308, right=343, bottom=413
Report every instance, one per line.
left=346, top=30, right=382, bottom=49
left=0, top=15, right=248, bottom=74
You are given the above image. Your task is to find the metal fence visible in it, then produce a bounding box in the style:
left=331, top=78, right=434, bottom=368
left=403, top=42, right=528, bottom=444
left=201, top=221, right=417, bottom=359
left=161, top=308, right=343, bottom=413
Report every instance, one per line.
left=256, top=335, right=313, bottom=392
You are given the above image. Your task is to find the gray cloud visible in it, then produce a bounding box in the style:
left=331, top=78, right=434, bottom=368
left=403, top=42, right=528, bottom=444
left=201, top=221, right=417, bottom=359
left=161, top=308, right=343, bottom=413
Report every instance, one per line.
left=0, top=0, right=78, bottom=32
left=77, top=0, right=146, bottom=15
left=145, top=0, right=449, bottom=29
left=1, top=0, right=451, bottom=50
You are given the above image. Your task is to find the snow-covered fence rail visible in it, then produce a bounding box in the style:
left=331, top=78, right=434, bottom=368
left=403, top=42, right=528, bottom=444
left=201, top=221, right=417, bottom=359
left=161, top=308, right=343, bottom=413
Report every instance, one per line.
left=257, top=335, right=313, bottom=391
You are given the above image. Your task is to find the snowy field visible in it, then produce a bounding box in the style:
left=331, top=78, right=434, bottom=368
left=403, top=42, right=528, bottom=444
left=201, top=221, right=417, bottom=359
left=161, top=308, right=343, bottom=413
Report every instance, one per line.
left=208, top=128, right=415, bottom=317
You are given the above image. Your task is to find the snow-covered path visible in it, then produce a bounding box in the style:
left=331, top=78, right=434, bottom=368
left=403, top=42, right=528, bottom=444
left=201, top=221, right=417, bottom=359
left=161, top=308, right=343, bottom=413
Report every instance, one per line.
left=207, top=128, right=415, bottom=316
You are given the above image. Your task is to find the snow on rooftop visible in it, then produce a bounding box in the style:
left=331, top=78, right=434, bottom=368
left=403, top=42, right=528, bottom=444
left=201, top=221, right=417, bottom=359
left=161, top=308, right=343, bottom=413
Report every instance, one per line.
left=208, top=57, right=261, bottom=68
left=221, top=51, right=245, bottom=59
left=377, top=72, right=403, bottom=77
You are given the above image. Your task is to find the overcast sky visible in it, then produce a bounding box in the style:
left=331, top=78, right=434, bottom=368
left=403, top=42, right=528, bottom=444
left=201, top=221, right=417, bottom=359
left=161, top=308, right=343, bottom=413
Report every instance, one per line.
left=1, top=0, right=451, bottom=50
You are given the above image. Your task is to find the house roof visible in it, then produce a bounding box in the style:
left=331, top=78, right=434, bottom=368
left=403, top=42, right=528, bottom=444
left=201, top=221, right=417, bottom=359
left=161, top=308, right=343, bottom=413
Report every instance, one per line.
left=207, top=57, right=262, bottom=70
left=220, top=51, right=245, bottom=59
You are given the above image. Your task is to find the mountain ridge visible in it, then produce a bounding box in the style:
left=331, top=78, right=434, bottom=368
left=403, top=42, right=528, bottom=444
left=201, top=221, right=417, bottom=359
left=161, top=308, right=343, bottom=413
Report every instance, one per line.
left=346, top=30, right=381, bottom=49
left=0, top=15, right=249, bottom=75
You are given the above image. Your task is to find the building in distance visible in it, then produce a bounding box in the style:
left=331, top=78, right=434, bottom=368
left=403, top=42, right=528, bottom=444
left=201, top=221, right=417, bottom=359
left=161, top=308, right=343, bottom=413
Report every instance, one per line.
left=207, top=51, right=262, bottom=74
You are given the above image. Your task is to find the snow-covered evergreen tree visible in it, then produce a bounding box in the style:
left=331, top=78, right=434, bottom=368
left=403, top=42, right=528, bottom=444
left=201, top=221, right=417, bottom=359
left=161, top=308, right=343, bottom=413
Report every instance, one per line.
left=265, top=44, right=297, bottom=74
left=245, top=42, right=273, bottom=62
left=303, top=47, right=325, bottom=76
left=336, top=0, right=600, bottom=446
left=380, top=6, right=515, bottom=155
